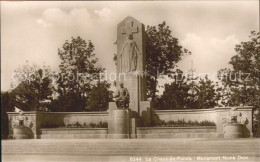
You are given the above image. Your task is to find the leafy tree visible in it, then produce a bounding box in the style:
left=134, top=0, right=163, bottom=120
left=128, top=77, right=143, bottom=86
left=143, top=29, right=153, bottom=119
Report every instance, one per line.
left=156, top=72, right=190, bottom=110
left=145, top=22, right=190, bottom=101
left=1, top=91, right=15, bottom=138
left=85, top=81, right=113, bottom=111
left=218, top=31, right=260, bottom=108
left=195, top=76, right=221, bottom=109
left=10, top=62, right=53, bottom=111
left=156, top=72, right=221, bottom=110
left=55, top=36, right=105, bottom=111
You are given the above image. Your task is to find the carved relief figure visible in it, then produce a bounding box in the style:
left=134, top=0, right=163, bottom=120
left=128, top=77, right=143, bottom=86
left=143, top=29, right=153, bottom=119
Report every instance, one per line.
left=222, top=107, right=248, bottom=125
left=119, top=34, right=140, bottom=73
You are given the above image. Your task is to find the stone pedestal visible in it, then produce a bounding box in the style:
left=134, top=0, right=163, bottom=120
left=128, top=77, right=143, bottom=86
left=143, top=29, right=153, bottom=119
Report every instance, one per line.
left=224, top=123, right=244, bottom=138
left=114, top=110, right=128, bottom=138
left=108, top=109, right=130, bottom=139
left=13, top=126, right=33, bottom=139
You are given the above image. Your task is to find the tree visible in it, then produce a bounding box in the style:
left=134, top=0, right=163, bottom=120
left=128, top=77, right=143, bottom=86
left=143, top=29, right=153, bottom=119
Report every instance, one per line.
left=156, top=72, right=220, bottom=110
left=156, top=72, right=190, bottom=110
left=10, top=62, right=53, bottom=111
left=195, top=76, right=221, bottom=109
left=145, top=22, right=190, bottom=101
left=85, top=81, right=113, bottom=111
left=218, top=31, right=260, bottom=108
left=1, top=91, right=15, bottom=138
left=55, top=36, right=105, bottom=111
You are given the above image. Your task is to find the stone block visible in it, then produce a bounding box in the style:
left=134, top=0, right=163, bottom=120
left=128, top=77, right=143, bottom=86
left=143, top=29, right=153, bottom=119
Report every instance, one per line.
left=108, top=102, right=117, bottom=134
left=130, top=118, right=142, bottom=138
left=140, top=101, right=152, bottom=126
left=108, top=109, right=130, bottom=139
left=124, top=74, right=139, bottom=113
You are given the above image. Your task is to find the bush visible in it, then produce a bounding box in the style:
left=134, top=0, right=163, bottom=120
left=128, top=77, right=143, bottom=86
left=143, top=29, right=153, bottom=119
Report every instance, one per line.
left=41, top=121, right=108, bottom=128
left=152, top=119, right=216, bottom=127
left=66, top=121, right=108, bottom=128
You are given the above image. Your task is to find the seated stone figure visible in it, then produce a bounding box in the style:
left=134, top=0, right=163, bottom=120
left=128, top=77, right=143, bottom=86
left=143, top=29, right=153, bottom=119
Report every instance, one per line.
left=114, top=83, right=129, bottom=109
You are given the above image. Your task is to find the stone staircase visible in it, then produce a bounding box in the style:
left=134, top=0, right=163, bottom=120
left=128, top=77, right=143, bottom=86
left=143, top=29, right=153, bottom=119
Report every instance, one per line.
left=2, top=139, right=260, bottom=161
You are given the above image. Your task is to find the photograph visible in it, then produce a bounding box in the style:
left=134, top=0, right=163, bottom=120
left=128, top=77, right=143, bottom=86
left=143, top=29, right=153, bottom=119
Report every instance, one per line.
left=1, top=0, right=260, bottom=161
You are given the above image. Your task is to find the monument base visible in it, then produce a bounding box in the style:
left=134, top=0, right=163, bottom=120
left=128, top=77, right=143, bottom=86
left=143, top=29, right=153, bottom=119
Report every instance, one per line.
left=108, top=109, right=130, bottom=139
left=224, top=123, right=244, bottom=138
left=107, top=134, right=129, bottom=139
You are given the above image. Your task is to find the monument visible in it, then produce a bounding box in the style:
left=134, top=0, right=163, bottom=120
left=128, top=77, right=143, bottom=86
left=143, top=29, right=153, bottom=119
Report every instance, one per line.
left=108, top=16, right=152, bottom=138
left=6, top=16, right=254, bottom=141
left=117, top=16, right=148, bottom=112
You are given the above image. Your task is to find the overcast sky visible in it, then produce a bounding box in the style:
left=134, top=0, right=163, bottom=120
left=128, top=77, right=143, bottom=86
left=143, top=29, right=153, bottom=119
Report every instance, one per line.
left=1, top=1, right=259, bottom=91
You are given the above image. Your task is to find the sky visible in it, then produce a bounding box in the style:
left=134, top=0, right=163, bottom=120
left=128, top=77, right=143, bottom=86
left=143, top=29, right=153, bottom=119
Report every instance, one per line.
left=1, top=0, right=259, bottom=92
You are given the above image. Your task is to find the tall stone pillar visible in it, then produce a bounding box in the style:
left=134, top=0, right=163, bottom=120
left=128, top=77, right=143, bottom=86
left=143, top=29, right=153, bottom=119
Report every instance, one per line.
left=116, top=16, right=147, bottom=114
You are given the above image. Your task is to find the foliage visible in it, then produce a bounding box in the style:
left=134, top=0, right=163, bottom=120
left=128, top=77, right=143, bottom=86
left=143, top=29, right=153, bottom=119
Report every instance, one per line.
left=54, top=36, right=106, bottom=111
left=66, top=121, right=108, bottom=128
left=155, top=71, right=190, bottom=109
left=152, top=119, right=216, bottom=127
left=195, top=76, right=221, bottom=109
left=156, top=71, right=221, bottom=109
left=1, top=91, right=15, bottom=138
left=217, top=31, right=260, bottom=135
left=85, top=81, right=113, bottom=111
left=41, top=121, right=108, bottom=128
left=10, top=62, right=53, bottom=111
left=217, top=31, right=260, bottom=108
left=145, top=22, right=190, bottom=101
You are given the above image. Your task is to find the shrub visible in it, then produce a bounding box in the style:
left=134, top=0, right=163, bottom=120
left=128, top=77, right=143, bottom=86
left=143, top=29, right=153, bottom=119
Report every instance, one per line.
left=42, top=121, right=108, bottom=128
left=152, top=119, right=215, bottom=127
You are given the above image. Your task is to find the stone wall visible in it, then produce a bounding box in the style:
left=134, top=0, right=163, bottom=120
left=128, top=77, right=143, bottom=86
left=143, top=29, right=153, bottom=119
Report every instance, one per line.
left=37, top=112, right=108, bottom=128
left=8, top=112, right=37, bottom=139
left=155, top=109, right=217, bottom=123
left=154, top=106, right=253, bottom=136
left=7, top=111, right=108, bottom=139
left=40, top=128, right=108, bottom=139
left=7, top=106, right=253, bottom=138
left=136, top=126, right=221, bottom=138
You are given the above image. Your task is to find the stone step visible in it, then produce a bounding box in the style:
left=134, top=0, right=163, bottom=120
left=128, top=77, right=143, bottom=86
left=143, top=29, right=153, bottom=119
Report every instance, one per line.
left=3, top=143, right=258, bottom=149
left=39, top=133, right=223, bottom=139
left=3, top=139, right=260, bottom=154
left=3, top=139, right=259, bottom=162
left=3, top=142, right=258, bottom=147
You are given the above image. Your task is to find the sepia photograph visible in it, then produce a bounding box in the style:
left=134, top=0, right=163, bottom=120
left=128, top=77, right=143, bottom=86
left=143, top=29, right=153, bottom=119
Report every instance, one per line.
left=1, top=0, right=260, bottom=161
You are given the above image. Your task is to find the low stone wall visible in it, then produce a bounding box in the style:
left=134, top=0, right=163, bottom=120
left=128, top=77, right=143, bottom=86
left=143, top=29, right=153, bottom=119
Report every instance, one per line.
left=40, top=128, right=108, bottom=139
left=7, top=111, right=108, bottom=139
left=7, top=106, right=253, bottom=138
left=154, top=106, right=253, bottom=136
left=37, top=111, right=108, bottom=128
left=136, top=126, right=222, bottom=138
left=155, top=109, right=216, bottom=123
